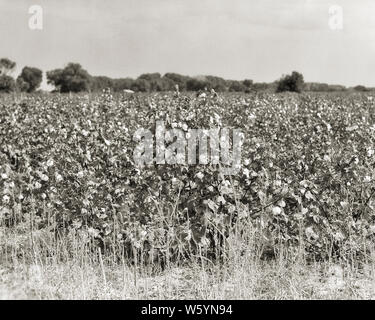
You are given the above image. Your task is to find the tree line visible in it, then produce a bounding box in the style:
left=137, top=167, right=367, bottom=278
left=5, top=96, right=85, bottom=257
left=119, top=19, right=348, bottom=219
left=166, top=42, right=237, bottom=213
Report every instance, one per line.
left=0, top=58, right=43, bottom=93
left=0, top=58, right=373, bottom=94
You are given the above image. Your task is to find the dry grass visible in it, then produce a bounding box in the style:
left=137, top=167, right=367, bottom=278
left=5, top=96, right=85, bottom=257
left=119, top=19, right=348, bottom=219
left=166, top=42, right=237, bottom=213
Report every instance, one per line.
left=1, top=223, right=375, bottom=300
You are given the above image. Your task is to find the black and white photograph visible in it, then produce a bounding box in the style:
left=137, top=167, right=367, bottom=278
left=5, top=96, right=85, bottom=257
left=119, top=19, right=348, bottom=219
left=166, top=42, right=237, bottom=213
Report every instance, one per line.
left=1, top=0, right=375, bottom=304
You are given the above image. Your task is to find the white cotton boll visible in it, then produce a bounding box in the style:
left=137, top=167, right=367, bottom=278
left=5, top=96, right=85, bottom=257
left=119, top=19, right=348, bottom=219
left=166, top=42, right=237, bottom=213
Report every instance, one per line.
left=77, top=171, right=84, bottom=179
left=2, top=195, right=10, bottom=204
left=34, top=182, right=42, bottom=189
left=305, top=226, right=318, bottom=240
left=196, top=172, right=204, bottom=180
left=243, top=168, right=250, bottom=177
left=278, top=199, right=286, bottom=208
left=55, top=172, right=63, bottom=183
left=274, top=180, right=282, bottom=187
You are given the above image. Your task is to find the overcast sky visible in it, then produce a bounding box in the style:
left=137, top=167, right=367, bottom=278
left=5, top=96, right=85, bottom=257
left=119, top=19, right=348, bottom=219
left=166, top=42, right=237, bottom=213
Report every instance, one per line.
left=1, top=0, right=375, bottom=89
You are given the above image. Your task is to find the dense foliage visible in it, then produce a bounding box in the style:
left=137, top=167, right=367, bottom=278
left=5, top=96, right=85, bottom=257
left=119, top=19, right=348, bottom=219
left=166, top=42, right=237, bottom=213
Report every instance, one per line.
left=16, top=67, right=43, bottom=93
left=0, top=75, right=16, bottom=93
left=277, top=71, right=305, bottom=93
left=0, top=57, right=42, bottom=93
left=0, top=58, right=16, bottom=76
left=91, top=73, right=258, bottom=94
left=47, top=63, right=91, bottom=93
left=1, top=91, right=375, bottom=263
left=0, top=58, right=17, bottom=93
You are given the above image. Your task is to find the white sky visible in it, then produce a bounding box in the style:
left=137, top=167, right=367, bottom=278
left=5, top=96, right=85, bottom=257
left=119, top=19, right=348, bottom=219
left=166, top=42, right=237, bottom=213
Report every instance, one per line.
left=1, top=0, right=375, bottom=89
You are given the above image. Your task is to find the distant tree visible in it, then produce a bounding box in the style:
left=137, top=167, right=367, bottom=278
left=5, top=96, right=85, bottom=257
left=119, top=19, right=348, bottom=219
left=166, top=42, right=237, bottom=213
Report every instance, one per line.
left=90, top=76, right=114, bottom=91
left=228, top=80, right=245, bottom=92
left=16, top=66, right=43, bottom=92
left=163, top=73, right=190, bottom=91
left=157, top=77, right=174, bottom=91
left=305, top=83, right=346, bottom=92
left=205, top=76, right=227, bottom=92
left=16, top=77, right=29, bottom=92
left=0, top=58, right=16, bottom=92
left=112, top=78, right=134, bottom=91
left=276, top=71, right=304, bottom=93
left=0, top=58, right=16, bottom=76
left=305, top=82, right=329, bottom=92
left=131, top=78, right=150, bottom=92
left=138, top=73, right=161, bottom=81
left=353, top=85, right=368, bottom=92
left=242, top=79, right=253, bottom=93
left=327, top=84, right=346, bottom=92
left=253, top=82, right=270, bottom=91
left=0, top=75, right=16, bottom=93
left=318, top=83, right=330, bottom=91
left=242, top=79, right=253, bottom=87
left=186, top=78, right=207, bottom=91
left=46, top=63, right=91, bottom=93
left=137, top=73, right=165, bottom=91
